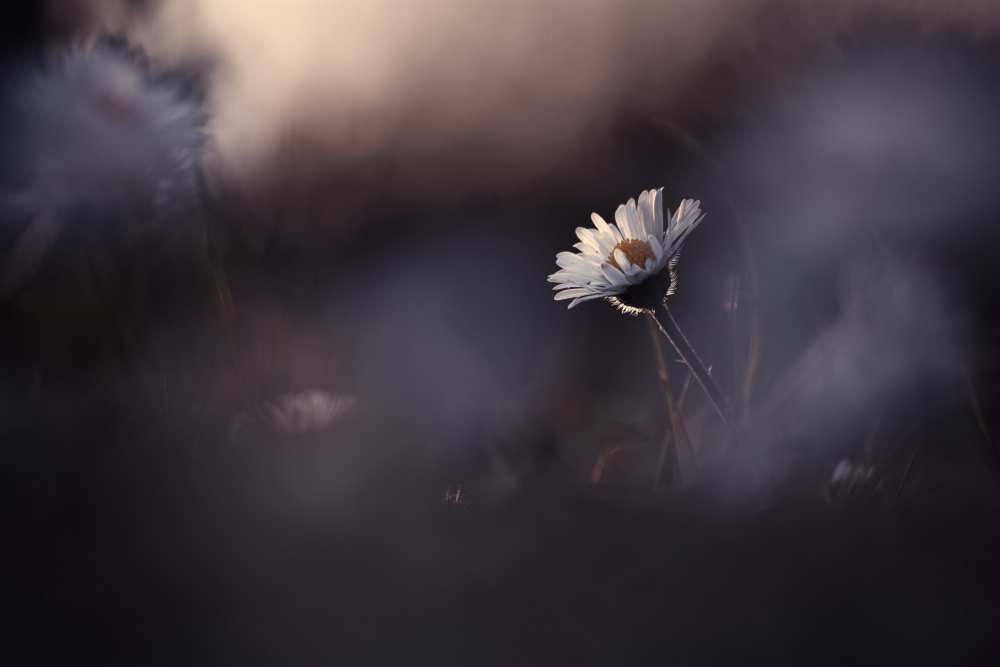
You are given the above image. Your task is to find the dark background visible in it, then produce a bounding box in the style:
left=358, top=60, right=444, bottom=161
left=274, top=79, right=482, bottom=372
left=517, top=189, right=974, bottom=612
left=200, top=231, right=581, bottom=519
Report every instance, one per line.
left=4, top=2, right=1000, bottom=664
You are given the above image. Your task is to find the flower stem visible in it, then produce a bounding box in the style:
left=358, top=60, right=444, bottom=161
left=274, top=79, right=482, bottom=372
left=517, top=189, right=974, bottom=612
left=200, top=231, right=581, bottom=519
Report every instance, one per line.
left=649, top=306, right=729, bottom=425
left=645, top=314, right=691, bottom=486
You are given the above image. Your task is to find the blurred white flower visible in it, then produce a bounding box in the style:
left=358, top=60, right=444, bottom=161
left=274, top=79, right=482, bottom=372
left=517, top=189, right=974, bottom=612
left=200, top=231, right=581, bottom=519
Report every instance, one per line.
left=547, top=189, right=705, bottom=315
left=11, top=38, right=206, bottom=220
left=229, top=391, right=358, bottom=440
left=268, top=391, right=357, bottom=436
left=1, top=38, right=207, bottom=293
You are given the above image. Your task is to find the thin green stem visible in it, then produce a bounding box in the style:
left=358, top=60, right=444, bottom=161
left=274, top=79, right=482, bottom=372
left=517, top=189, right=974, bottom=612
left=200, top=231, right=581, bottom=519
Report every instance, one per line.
left=646, top=314, right=692, bottom=486
left=649, top=306, right=729, bottom=425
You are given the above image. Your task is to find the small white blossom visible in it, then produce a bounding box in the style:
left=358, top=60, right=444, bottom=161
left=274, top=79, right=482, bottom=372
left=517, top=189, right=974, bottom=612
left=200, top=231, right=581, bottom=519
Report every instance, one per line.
left=547, top=188, right=705, bottom=314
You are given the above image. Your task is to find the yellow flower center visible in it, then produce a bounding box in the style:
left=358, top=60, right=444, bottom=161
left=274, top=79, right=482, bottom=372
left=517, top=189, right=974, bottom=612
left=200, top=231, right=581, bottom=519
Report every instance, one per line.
left=608, top=239, right=655, bottom=271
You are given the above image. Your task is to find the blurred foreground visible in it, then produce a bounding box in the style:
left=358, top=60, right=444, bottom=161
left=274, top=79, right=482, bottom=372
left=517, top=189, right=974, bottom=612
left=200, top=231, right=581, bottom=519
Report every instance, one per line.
left=4, top=2, right=1000, bottom=664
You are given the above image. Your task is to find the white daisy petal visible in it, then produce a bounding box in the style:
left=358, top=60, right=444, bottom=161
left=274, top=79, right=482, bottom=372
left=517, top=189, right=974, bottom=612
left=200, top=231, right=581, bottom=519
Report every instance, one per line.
left=590, top=212, right=613, bottom=237
left=667, top=198, right=705, bottom=253
left=653, top=188, right=665, bottom=238
left=613, top=248, right=630, bottom=270
left=575, top=226, right=601, bottom=253
left=625, top=199, right=642, bottom=239
left=592, top=212, right=623, bottom=247
left=601, top=263, right=628, bottom=287
left=638, top=190, right=655, bottom=237
left=552, top=277, right=591, bottom=289
left=554, top=287, right=595, bottom=301
left=548, top=269, right=580, bottom=282
left=613, top=204, right=633, bottom=239
left=556, top=252, right=599, bottom=271
left=648, top=234, right=664, bottom=262
left=596, top=230, right=617, bottom=255
left=554, top=251, right=577, bottom=269
left=609, top=223, right=623, bottom=244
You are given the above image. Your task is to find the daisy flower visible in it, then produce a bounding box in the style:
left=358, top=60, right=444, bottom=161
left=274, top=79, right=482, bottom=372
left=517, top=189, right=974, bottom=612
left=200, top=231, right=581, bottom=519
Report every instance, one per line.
left=548, top=189, right=704, bottom=315
left=549, top=188, right=728, bottom=423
